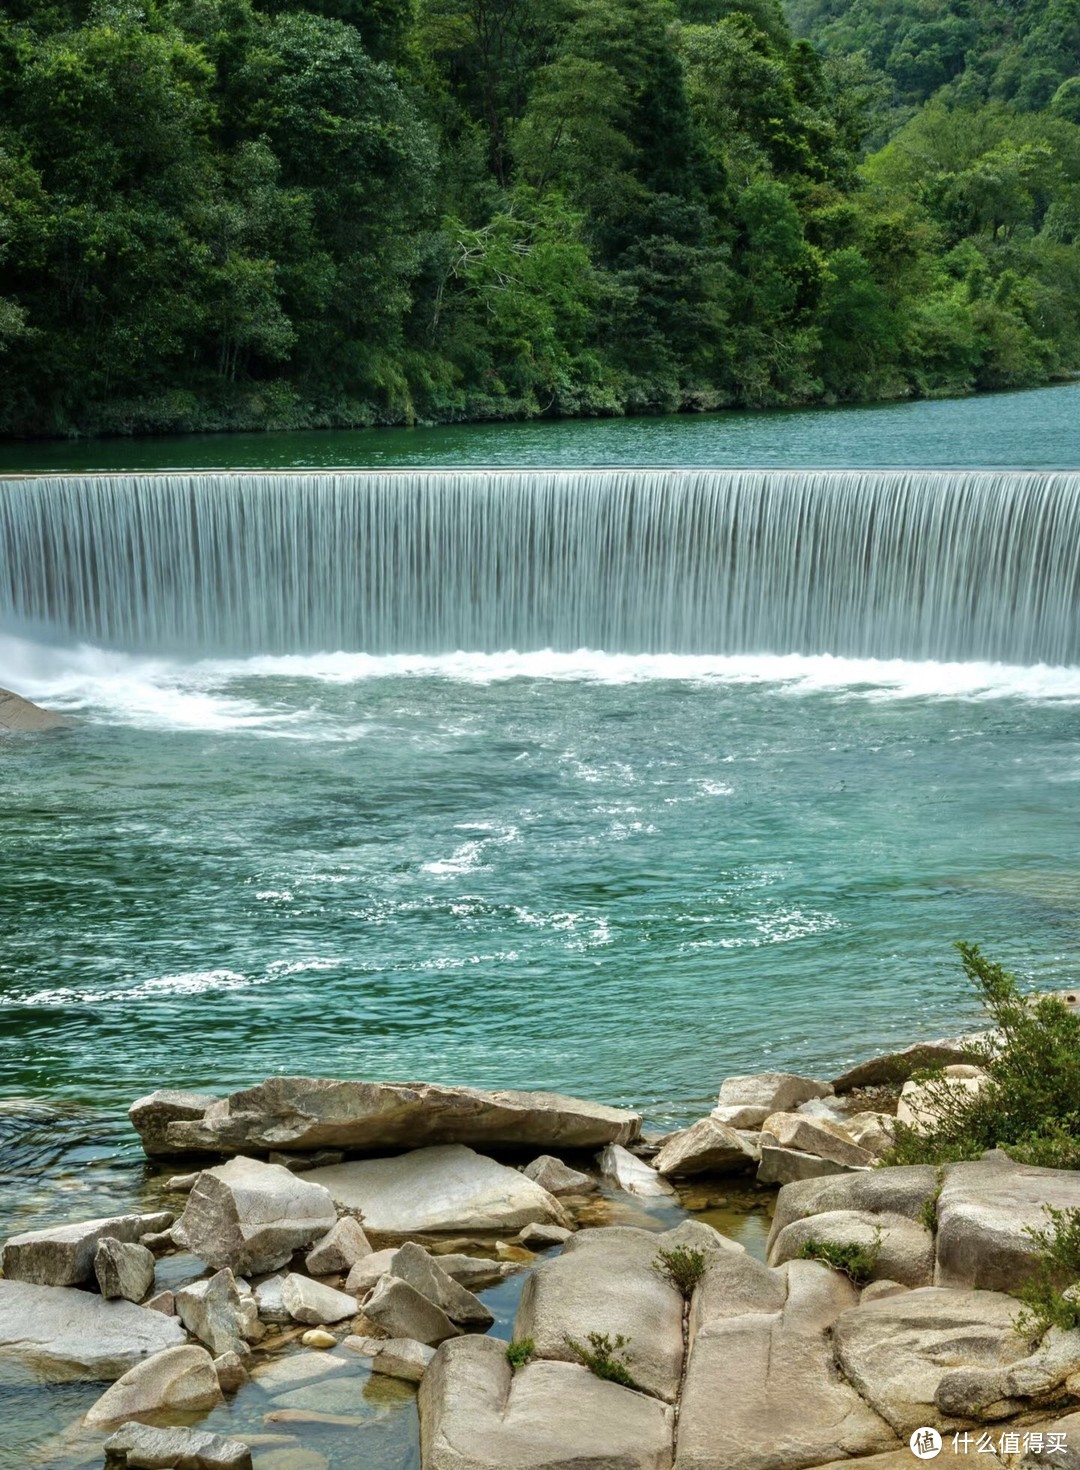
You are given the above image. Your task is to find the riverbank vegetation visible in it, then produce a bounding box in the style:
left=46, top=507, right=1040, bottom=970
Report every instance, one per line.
left=886, top=944, right=1080, bottom=1170
left=0, top=0, right=1078, bottom=435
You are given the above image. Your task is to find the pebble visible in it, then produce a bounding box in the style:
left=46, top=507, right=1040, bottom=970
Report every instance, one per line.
left=301, top=1329, right=336, bottom=1349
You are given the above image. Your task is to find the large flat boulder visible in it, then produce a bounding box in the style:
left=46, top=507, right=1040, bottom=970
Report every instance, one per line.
left=418, top=1333, right=675, bottom=1470
left=0, top=1279, right=185, bottom=1382
left=713, top=1073, right=832, bottom=1130
left=935, top=1154, right=1080, bottom=1291
left=831, top=1286, right=1028, bottom=1438
left=84, top=1345, right=224, bottom=1428
left=171, top=1156, right=336, bottom=1274
left=676, top=1259, right=897, bottom=1470
left=513, top=1224, right=704, bottom=1403
left=3, top=1211, right=172, bottom=1288
left=307, top=1145, right=569, bottom=1234
left=767, top=1165, right=939, bottom=1250
left=767, top=1209, right=935, bottom=1288
left=0, top=686, right=71, bottom=732
left=139, top=1076, right=640, bottom=1157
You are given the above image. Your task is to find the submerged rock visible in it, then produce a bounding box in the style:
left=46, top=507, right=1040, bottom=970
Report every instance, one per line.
left=419, top=1335, right=675, bottom=1470
left=308, top=1144, right=569, bottom=1233
left=0, top=687, right=71, bottom=732
left=103, top=1421, right=252, bottom=1469
left=0, top=1279, right=185, bottom=1381
left=135, top=1076, right=640, bottom=1157
left=171, top=1156, right=336, bottom=1275
left=84, top=1344, right=224, bottom=1428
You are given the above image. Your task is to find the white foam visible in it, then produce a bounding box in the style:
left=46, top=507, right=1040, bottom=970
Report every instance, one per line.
left=3, top=633, right=1080, bottom=736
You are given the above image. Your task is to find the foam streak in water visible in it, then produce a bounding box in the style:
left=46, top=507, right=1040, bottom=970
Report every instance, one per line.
left=2, top=469, right=1080, bottom=663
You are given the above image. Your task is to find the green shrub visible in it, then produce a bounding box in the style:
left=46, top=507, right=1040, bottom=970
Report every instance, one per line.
left=1014, top=1207, right=1080, bottom=1338
left=565, top=1331, right=637, bottom=1388
left=654, top=1246, right=708, bottom=1299
left=882, top=943, right=1080, bottom=1170
left=505, top=1337, right=536, bottom=1373
left=797, top=1230, right=882, bottom=1285
left=918, top=1173, right=943, bottom=1234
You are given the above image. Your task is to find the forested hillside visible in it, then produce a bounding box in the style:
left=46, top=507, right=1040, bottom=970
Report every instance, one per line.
left=0, top=0, right=1078, bottom=436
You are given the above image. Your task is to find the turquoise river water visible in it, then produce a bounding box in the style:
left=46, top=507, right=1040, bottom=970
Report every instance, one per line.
left=1, top=383, right=1079, bottom=1468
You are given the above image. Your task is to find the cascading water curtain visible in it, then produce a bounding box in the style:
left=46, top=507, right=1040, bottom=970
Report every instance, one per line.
left=1, top=469, right=1079, bottom=663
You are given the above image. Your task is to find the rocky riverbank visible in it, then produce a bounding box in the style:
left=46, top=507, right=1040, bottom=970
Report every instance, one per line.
left=4, top=1051, right=1080, bottom=1470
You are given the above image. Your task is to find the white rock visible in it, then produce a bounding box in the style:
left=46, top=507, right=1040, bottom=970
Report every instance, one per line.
left=304, top=1217, right=372, bottom=1276
left=362, top=1277, right=461, bottom=1347
left=897, top=1072, right=987, bottom=1133
left=147, top=1076, right=640, bottom=1156
left=387, top=1242, right=494, bottom=1328
left=760, top=1113, right=872, bottom=1169
left=597, top=1144, right=676, bottom=1197
left=521, top=1156, right=597, bottom=1195
left=308, top=1145, right=570, bottom=1233
left=653, top=1116, right=760, bottom=1178
left=514, top=1224, right=689, bottom=1402
left=345, top=1248, right=397, bottom=1297
left=102, top=1421, right=252, bottom=1469
left=713, top=1072, right=832, bottom=1130
left=419, top=1335, right=674, bottom=1470
left=2, top=1212, right=171, bottom=1288
left=370, top=1337, right=435, bottom=1383
left=171, top=1156, right=336, bottom=1275
left=85, top=1344, right=223, bottom=1427
left=280, top=1273, right=358, bottom=1325
left=176, top=1269, right=248, bottom=1357
left=95, top=1238, right=157, bottom=1302
left=518, top=1223, right=572, bottom=1249
left=0, top=1279, right=185, bottom=1382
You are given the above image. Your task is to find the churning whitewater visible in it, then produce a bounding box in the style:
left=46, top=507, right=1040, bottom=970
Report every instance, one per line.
left=3, top=469, right=1080, bottom=663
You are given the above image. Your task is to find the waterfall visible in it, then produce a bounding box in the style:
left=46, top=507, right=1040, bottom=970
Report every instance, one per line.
left=2, top=469, right=1079, bottom=663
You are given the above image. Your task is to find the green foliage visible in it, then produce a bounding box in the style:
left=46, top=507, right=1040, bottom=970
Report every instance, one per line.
left=565, top=1331, right=637, bottom=1387
left=654, top=1246, right=709, bottom=1299
left=0, top=0, right=1077, bottom=434
left=918, top=1176, right=943, bottom=1235
left=883, top=944, right=1080, bottom=1170
left=1014, top=1207, right=1080, bottom=1338
left=797, top=1230, right=882, bottom=1285
left=505, top=1337, right=536, bottom=1372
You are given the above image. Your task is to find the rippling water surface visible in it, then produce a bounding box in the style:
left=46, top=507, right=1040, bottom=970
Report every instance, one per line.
left=3, top=642, right=1079, bottom=1139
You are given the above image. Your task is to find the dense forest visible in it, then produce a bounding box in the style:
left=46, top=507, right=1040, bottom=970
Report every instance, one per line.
left=0, top=0, right=1078, bottom=435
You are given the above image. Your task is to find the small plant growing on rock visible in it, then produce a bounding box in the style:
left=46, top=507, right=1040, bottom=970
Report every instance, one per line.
left=505, top=1337, right=535, bottom=1373
left=565, top=1331, right=637, bottom=1388
left=797, top=1229, right=882, bottom=1286
left=1014, top=1206, right=1080, bottom=1338
left=918, top=1173, right=943, bottom=1235
left=654, top=1245, right=708, bottom=1299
